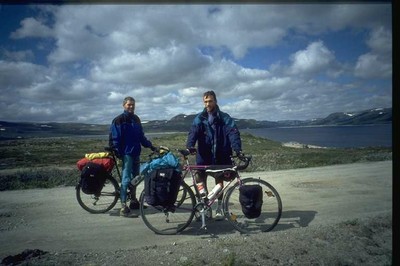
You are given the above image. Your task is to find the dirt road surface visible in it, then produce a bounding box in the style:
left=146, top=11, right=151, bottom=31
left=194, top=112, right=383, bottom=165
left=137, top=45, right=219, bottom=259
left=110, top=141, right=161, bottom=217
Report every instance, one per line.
left=0, top=161, right=392, bottom=259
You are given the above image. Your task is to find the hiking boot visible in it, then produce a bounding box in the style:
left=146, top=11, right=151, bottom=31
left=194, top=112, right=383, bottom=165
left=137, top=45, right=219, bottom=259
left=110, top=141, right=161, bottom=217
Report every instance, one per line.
left=129, top=199, right=147, bottom=210
left=120, top=204, right=130, bottom=217
left=129, top=200, right=140, bottom=210
left=215, top=209, right=224, bottom=221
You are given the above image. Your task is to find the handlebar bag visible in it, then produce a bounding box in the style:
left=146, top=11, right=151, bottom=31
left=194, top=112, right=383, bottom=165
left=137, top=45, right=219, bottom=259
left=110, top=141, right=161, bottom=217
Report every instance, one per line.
left=144, top=168, right=181, bottom=208
left=239, top=185, right=263, bottom=219
left=80, top=162, right=108, bottom=195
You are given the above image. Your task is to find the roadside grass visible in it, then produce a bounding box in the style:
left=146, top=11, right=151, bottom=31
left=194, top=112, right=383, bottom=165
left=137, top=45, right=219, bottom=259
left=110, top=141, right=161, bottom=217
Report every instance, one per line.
left=0, top=133, right=392, bottom=191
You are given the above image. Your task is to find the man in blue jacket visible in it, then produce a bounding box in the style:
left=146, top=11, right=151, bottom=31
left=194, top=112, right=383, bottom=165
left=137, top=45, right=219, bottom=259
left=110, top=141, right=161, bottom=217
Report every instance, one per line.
left=110, top=96, right=156, bottom=217
left=187, top=90, right=243, bottom=220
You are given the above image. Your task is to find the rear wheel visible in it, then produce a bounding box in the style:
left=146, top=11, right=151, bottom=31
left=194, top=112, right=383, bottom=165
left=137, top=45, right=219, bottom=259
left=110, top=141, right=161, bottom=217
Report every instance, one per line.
left=139, top=182, right=196, bottom=235
left=224, top=178, right=282, bottom=234
left=76, top=175, right=119, bottom=214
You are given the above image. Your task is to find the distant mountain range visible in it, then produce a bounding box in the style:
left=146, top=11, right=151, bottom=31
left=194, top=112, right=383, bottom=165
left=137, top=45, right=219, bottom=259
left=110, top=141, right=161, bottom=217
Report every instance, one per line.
left=142, top=107, right=392, bottom=131
left=0, top=107, right=392, bottom=140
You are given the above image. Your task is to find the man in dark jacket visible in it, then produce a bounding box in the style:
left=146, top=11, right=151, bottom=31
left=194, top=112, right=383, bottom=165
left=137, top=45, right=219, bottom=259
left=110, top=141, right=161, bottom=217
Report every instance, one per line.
left=110, top=96, right=155, bottom=217
left=186, top=90, right=243, bottom=220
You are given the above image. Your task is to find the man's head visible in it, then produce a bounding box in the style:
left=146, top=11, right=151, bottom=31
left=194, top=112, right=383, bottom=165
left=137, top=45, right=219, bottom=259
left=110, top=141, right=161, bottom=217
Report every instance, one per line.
left=123, top=96, right=135, bottom=114
left=203, top=90, right=217, bottom=113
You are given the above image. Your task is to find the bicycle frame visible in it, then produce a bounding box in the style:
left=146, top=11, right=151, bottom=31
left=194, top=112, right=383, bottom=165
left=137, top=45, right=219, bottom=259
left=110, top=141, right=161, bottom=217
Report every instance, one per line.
left=178, top=150, right=248, bottom=231
left=181, top=163, right=240, bottom=206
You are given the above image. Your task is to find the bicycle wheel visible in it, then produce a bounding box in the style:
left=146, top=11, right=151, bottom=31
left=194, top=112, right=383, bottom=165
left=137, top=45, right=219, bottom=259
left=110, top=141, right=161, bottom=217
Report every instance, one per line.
left=223, top=178, right=282, bottom=234
left=139, top=182, right=196, bottom=235
left=76, top=175, right=120, bottom=214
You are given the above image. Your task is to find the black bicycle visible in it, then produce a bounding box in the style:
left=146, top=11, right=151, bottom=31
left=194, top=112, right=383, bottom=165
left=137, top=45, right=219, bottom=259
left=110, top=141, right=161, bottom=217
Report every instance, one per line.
left=139, top=149, right=282, bottom=235
left=75, top=147, right=156, bottom=214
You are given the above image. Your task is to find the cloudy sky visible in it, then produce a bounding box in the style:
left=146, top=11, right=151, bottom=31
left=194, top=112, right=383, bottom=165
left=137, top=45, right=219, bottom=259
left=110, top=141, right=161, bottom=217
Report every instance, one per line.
left=0, top=3, right=392, bottom=124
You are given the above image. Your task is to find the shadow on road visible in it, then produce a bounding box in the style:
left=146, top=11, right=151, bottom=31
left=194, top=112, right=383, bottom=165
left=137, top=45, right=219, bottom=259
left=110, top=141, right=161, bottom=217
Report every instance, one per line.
left=179, top=210, right=318, bottom=237
left=107, top=207, right=317, bottom=236
left=273, top=210, right=317, bottom=231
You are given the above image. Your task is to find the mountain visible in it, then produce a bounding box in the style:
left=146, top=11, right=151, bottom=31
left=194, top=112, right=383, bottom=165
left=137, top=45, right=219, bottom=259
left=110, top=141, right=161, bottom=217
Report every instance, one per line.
left=0, top=121, right=109, bottom=140
left=143, top=107, right=392, bottom=131
left=307, top=108, right=392, bottom=125
left=0, top=107, right=392, bottom=140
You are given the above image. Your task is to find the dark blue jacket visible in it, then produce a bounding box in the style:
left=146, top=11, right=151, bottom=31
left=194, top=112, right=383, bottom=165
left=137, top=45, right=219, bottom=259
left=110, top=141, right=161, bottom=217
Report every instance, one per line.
left=187, top=106, right=242, bottom=165
left=109, top=111, right=152, bottom=157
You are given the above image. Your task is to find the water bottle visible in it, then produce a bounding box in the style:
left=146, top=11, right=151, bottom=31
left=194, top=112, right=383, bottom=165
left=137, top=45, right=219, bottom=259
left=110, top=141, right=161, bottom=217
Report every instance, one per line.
left=207, top=183, right=223, bottom=201
left=196, top=182, right=207, bottom=198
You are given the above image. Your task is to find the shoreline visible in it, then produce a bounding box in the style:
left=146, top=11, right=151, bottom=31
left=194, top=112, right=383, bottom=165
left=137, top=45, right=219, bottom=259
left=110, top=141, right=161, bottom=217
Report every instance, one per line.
left=281, top=141, right=327, bottom=149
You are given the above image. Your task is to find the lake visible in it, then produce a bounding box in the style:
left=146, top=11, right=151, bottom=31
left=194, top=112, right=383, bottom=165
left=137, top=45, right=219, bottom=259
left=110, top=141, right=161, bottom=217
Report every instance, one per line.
left=242, top=124, right=392, bottom=148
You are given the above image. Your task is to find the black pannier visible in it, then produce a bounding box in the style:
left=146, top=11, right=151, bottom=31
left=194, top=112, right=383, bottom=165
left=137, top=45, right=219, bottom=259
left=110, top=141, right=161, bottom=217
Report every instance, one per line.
left=144, top=168, right=181, bottom=207
left=239, top=185, right=263, bottom=219
left=80, top=162, right=108, bottom=195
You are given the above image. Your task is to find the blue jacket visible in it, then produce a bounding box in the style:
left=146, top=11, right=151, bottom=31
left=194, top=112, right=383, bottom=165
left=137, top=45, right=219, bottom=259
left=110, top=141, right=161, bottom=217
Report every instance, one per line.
left=109, top=111, right=152, bottom=157
left=187, top=106, right=242, bottom=165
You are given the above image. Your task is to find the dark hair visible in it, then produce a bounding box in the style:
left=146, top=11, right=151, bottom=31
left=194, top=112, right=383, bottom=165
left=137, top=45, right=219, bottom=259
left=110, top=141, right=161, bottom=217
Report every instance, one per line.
left=203, top=90, right=217, bottom=103
left=123, top=96, right=135, bottom=105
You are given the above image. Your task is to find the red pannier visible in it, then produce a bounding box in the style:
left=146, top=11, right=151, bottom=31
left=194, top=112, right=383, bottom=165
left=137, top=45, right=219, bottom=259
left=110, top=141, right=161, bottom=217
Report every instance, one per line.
left=76, top=157, right=114, bottom=172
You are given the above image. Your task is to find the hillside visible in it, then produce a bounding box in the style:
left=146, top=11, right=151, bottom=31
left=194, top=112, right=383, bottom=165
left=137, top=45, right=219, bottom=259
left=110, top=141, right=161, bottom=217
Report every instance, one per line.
left=0, top=107, right=392, bottom=140
left=142, top=107, right=392, bottom=131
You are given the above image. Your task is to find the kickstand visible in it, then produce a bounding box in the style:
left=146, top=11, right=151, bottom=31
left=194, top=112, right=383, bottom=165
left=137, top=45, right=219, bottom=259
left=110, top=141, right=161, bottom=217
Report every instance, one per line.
left=197, top=225, right=208, bottom=235
left=196, top=207, right=208, bottom=235
left=197, top=212, right=218, bottom=238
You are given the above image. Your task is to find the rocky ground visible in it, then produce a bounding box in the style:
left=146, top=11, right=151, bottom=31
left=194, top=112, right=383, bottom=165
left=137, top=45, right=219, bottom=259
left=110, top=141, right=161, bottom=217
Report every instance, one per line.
left=1, top=214, right=392, bottom=266
left=0, top=161, right=393, bottom=266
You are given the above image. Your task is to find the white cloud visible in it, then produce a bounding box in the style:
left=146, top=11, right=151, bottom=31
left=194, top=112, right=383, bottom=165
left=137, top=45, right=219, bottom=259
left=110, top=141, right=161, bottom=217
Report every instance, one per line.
left=288, top=41, right=336, bottom=76
left=354, top=26, right=392, bottom=79
left=0, top=60, right=48, bottom=91
left=0, top=4, right=392, bottom=123
left=1, top=49, right=35, bottom=62
left=10, top=17, right=53, bottom=39
left=90, top=44, right=211, bottom=87
left=367, top=26, right=392, bottom=55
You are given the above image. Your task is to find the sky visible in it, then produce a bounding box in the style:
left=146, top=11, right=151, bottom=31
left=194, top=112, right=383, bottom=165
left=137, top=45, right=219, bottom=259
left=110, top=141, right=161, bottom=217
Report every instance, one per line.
left=0, top=3, right=392, bottom=124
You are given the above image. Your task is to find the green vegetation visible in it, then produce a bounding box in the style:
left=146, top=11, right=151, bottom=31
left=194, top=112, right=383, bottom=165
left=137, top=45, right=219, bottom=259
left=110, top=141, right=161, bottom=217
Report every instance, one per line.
left=0, top=133, right=392, bottom=191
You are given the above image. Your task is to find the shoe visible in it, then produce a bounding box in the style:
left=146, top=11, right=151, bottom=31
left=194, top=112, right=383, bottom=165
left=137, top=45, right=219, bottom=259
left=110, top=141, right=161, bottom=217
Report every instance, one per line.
left=120, top=204, right=130, bottom=217
left=129, top=200, right=140, bottom=210
left=215, top=209, right=224, bottom=221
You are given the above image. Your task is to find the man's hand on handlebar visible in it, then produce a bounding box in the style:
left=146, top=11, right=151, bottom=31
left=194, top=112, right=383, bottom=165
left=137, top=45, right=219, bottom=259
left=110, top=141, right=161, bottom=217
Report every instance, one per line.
left=235, top=150, right=245, bottom=158
left=150, top=145, right=159, bottom=152
left=106, top=146, right=122, bottom=159
left=187, top=147, right=197, bottom=155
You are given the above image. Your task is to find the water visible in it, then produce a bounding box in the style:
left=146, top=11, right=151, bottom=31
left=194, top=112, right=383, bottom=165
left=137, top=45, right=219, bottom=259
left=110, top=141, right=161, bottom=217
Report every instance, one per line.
left=243, top=124, right=392, bottom=148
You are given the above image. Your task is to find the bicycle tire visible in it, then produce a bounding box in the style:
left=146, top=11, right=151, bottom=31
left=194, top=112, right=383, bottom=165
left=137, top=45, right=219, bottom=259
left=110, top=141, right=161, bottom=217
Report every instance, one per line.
left=76, top=175, right=120, bottom=214
left=139, top=182, right=196, bottom=235
left=175, top=185, right=188, bottom=208
left=223, top=177, right=282, bottom=234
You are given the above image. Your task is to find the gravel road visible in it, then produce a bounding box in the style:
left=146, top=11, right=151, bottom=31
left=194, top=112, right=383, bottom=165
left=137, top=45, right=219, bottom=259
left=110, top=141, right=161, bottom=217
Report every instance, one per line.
left=0, top=161, right=392, bottom=265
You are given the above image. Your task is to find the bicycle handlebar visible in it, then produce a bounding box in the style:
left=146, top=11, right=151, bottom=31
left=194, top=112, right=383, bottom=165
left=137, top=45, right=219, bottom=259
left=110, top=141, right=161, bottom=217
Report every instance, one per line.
left=105, top=146, right=169, bottom=161
left=231, top=154, right=252, bottom=171
left=177, top=148, right=252, bottom=171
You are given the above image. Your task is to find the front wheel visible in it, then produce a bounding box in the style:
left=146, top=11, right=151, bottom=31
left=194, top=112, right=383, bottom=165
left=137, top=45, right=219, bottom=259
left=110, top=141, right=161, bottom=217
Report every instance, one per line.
left=223, top=178, right=282, bottom=234
left=76, top=175, right=120, bottom=214
left=139, top=182, right=196, bottom=235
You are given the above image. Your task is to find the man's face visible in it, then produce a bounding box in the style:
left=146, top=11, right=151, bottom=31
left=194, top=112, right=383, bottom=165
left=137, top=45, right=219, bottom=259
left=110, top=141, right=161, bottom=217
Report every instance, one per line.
left=123, top=100, right=135, bottom=113
left=203, top=95, right=216, bottom=113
